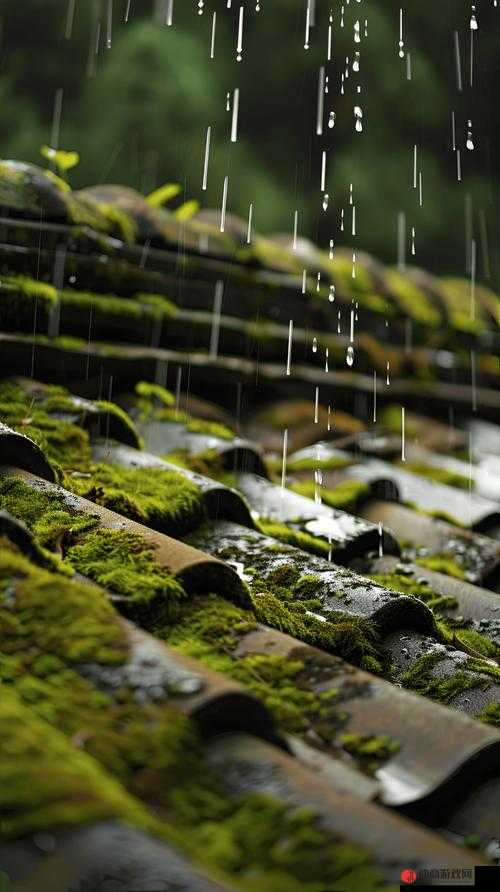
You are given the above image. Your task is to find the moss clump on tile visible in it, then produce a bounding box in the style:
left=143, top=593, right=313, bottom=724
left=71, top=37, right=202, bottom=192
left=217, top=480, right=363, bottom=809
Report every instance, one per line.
left=68, top=462, right=205, bottom=536
left=397, top=461, right=470, bottom=490
left=0, top=686, right=161, bottom=839
left=476, top=703, right=500, bottom=727
left=0, top=476, right=186, bottom=625
left=0, top=547, right=128, bottom=665
left=0, top=379, right=92, bottom=472
left=291, top=479, right=370, bottom=512
left=339, top=733, right=400, bottom=774
left=370, top=572, right=458, bottom=613
left=251, top=591, right=384, bottom=676
left=415, top=555, right=466, bottom=580
left=384, top=268, right=440, bottom=327
left=67, top=528, right=186, bottom=625
left=133, top=381, right=234, bottom=439
left=135, top=380, right=175, bottom=417
left=256, top=519, right=331, bottom=558
left=164, top=594, right=341, bottom=739
left=279, top=455, right=353, bottom=474
left=399, top=652, right=490, bottom=704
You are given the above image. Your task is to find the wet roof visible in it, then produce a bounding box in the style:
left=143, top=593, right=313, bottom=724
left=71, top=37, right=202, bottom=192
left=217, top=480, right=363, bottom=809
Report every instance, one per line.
left=1, top=161, right=500, bottom=890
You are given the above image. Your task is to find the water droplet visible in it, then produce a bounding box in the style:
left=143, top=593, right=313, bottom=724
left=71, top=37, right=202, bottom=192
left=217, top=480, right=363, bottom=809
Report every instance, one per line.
left=354, top=105, right=363, bottom=132
left=386, top=361, right=391, bottom=385
left=328, top=284, right=335, bottom=302
left=466, top=119, right=474, bottom=150
left=316, top=272, right=321, bottom=291
left=329, top=238, right=334, bottom=259
left=346, top=345, right=354, bottom=367
left=328, top=110, right=336, bottom=129
left=312, top=337, right=318, bottom=353
left=198, top=0, right=204, bottom=14
left=354, top=20, right=361, bottom=43
left=322, top=193, right=329, bottom=211
left=226, top=92, right=231, bottom=111
left=353, top=51, right=360, bottom=72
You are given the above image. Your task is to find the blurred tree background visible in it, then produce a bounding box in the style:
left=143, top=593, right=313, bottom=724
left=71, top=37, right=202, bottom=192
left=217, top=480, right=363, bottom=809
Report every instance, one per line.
left=0, top=0, right=498, bottom=281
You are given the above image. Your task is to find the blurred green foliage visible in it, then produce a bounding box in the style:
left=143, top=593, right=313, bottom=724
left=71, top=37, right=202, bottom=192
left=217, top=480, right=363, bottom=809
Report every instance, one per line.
left=0, top=0, right=497, bottom=279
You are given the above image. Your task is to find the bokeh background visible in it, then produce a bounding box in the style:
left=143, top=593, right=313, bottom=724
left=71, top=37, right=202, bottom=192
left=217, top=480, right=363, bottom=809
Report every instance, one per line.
left=1, top=0, right=498, bottom=280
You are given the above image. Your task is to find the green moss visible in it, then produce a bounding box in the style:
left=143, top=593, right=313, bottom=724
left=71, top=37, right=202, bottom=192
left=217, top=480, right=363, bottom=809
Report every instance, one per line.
left=291, top=480, right=370, bottom=511
left=0, top=379, right=92, bottom=472
left=384, top=268, right=441, bottom=327
left=59, top=287, right=176, bottom=324
left=415, top=555, right=466, bottom=580
left=257, top=519, right=331, bottom=557
left=283, top=456, right=353, bottom=473
left=370, top=572, right=458, bottom=613
left=397, top=461, right=470, bottom=490
left=0, top=547, right=128, bottom=665
left=0, top=476, right=186, bottom=625
left=93, top=400, right=142, bottom=449
left=399, top=652, right=490, bottom=704
left=165, top=595, right=341, bottom=738
left=134, top=293, right=178, bottom=317
left=251, top=591, right=384, bottom=675
left=135, top=380, right=175, bottom=410
left=339, top=733, right=400, bottom=774
left=476, top=703, right=500, bottom=727
left=67, top=528, right=185, bottom=625
left=0, top=685, right=160, bottom=839
left=68, top=462, right=205, bottom=535
left=186, top=417, right=234, bottom=440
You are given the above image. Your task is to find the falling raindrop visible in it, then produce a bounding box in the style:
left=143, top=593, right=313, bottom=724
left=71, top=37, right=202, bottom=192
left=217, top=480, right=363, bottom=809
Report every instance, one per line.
left=354, top=104, right=363, bottom=132
left=386, top=361, right=391, bottom=385
left=327, top=405, right=331, bottom=431
left=198, top=0, right=204, bottom=15
left=411, top=226, right=416, bottom=255
left=337, top=310, right=341, bottom=333
left=353, top=51, right=360, bottom=72
left=312, top=337, right=318, bottom=353
left=226, top=92, right=231, bottom=112
left=328, top=110, right=336, bottom=129
left=466, top=119, right=474, bottom=150
left=314, top=386, right=319, bottom=424
left=322, top=192, right=329, bottom=212
left=352, top=251, right=356, bottom=278
left=325, top=75, right=329, bottom=94
left=316, top=271, right=321, bottom=291
left=470, top=5, right=478, bottom=29
left=328, top=283, right=335, bottom=302
left=325, top=348, right=329, bottom=372
left=354, top=20, right=361, bottom=43
left=346, top=345, right=354, bottom=367
left=340, top=5, right=344, bottom=27
left=236, top=5, right=244, bottom=61
left=398, top=7, right=404, bottom=58
left=340, top=209, right=345, bottom=231
left=329, top=239, right=334, bottom=259
left=286, top=319, right=293, bottom=375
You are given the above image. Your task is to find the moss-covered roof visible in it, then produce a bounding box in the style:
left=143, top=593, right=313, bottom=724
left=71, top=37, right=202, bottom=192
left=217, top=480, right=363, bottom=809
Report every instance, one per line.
left=1, top=159, right=500, bottom=887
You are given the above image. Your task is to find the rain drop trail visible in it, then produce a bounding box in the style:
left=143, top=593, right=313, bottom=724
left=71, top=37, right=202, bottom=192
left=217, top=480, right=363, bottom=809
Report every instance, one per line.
left=454, top=31, right=463, bottom=91
left=406, top=52, right=412, bottom=79
left=466, top=119, right=474, bottom=150
left=302, top=269, right=307, bottom=293
left=65, top=0, right=76, bottom=38
left=418, top=171, right=423, bottom=206
left=202, top=125, right=211, bottom=190
left=470, top=238, right=476, bottom=320
left=236, top=6, right=244, bottom=61
left=209, top=280, right=224, bottom=359
left=327, top=11, right=333, bottom=61
left=325, top=348, right=329, bottom=372
left=220, top=176, right=229, bottom=232
left=352, top=205, right=356, bottom=236
left=281, top=429, right=288, bottom=491
left=352, top=251, right=356, bottom=278
left=386, top=361, right=390, bottom=385
left=286, top=320, right=293, bottom=375
left=50, top=88, right=63, bottom=150
left=210, top=11, right=216, bottom=58
left=479, top=209, right=491, bottom=279
left=457, top=149, right=462, bottom=182
left=316, top=272, right=321, bottom=291
left=401, top=406, right=406, bottom=462
left=304, top=1, right=311, bottom=49
left=373, top=370, right=377, bottom=422
left=398, top=8, right=404, bottom=58
left=246, top=202, right=253, bottom=243
left=175, top=367, right=182, bottom=420
left=320, top=150, right=327, bottom=191
left=451, top=110, right=456, bottom=150
left=397, top=211, right=406, bottom=271
left=470, top=349, right=477, bottom=412
left=314, top=386, right=319, bottom=424
left=413, top=144, right=417, bottom=188
left=166, top=0, right=174, bottom=26
left=411, top=226, right=416, bottom=256
left=327, top=405, right=331, bottom=431
left=106, top=0, right=113, bottom=49
left=124, top=0, right=132, bottom=22
left=293, top=210, right=298, bottom=250
left=316, top=67, right=325, bottom=134
left=230, top=88, right=240, bottom=142
left=378, top=521, right=384, bottom=558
